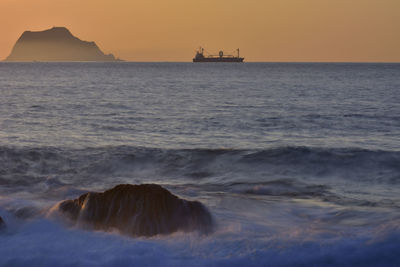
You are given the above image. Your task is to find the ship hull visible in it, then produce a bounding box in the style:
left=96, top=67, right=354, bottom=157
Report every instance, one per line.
left=193, top=57, right=244, bottom=63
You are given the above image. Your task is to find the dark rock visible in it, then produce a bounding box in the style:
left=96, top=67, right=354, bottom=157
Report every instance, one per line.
left=14, top=206, right=39, bottom=219
left=5, top=27, right=120, bottom=62
left=0, top=216, right=5, bottom=230
left=58, top=184, right=214, bottom=236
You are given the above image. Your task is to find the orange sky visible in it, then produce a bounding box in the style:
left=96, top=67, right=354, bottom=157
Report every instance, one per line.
left=0, top=0, right=399, bottom=62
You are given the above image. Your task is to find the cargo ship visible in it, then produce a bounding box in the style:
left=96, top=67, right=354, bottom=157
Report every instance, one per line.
left=193, top=47, right=244, bottom=62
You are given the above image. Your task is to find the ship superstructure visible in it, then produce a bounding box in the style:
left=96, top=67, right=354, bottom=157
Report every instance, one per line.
left=193, top=47, right=244, bottom=62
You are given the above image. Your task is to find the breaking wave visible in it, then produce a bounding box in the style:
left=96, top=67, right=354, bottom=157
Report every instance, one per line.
left=0, top=215, right=398, bottom=267
left=1, top=145, right=399, bottom=179
left=0, top=145, right=399, bottom=209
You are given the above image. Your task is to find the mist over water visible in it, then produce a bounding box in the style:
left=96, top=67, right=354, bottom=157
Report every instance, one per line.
left=0, top=62, right=399, bottom=266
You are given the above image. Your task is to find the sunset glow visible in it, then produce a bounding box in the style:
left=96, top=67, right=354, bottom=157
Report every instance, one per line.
left=1, top=1, right=399, bottom=60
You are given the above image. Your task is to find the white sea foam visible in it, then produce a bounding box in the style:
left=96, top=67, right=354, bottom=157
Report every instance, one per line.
left=0, top=214, right=399, bottom=267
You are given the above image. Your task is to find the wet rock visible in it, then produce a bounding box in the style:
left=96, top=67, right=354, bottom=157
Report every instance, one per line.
left=14, top=206, right=39, bottom=220
left=57, top=184, right=214, bottom=236
left=0, top=216, right=5, bottom=230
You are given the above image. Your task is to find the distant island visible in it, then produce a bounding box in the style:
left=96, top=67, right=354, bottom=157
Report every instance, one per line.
left=5, top=27, right=121, bottom=62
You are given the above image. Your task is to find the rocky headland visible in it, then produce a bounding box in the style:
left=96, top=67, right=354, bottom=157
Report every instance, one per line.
left=5, top=27, right=120, bottom=62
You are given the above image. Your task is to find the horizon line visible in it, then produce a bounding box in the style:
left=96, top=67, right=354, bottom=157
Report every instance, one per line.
left=1, top=60, right=400, bottom=64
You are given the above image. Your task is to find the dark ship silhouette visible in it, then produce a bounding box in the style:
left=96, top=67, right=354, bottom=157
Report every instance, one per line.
left=193, top=47, right=244, bottom=62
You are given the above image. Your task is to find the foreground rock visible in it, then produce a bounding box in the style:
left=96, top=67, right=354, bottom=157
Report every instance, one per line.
left=5, top=27, right=120, bottom=62
left=57, top=184, right=214, bottom=236
left=0, top=216, right=5, bottom=230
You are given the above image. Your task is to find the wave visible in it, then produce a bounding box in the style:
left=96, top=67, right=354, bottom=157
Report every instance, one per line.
left=0, top=216, right=399, bottom=267
left=1, top=145, right=399, bottom=266
left=0, top=145, right=399, bottom=206
left=1, top=145, right=399, bottom=178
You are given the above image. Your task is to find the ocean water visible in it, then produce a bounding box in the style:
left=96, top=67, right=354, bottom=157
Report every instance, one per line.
left=0, top=62, right=399, bottom=266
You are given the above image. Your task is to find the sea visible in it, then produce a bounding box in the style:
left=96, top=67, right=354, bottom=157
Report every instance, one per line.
left=0, top=62, right=399, bottom=266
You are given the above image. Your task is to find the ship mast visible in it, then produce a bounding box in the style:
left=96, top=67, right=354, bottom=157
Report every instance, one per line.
left=199, top=46, right=204, bottom=55
left=237, top=48, right=240, bottom=58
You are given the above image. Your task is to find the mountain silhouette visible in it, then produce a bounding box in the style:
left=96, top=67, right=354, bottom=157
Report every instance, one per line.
left=5, top=27, right=120, bottom=62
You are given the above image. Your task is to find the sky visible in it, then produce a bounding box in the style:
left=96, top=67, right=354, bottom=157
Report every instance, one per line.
left=0, top=0, right=399, bottom=62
